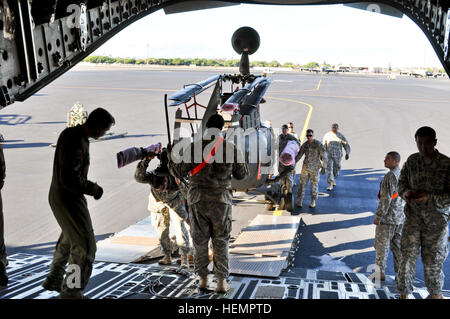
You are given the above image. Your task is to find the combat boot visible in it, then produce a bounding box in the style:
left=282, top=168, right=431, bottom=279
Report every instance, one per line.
left=309, top=198, right=316, bottom=208
left=426, top=293, right=444, bottom=299
left=158, top=253, right=172, bottom=265
left=296, top=198, right=303, bottom=208
left=42, top=277, right=62, bottom=292
left=379, top=272, right=386, bottom=281
left=327, top=184, right=333, bottom=191
left=215, top=278, right=230, bottom=293
left=199, top=276, right=208, bottom=290
left=0, top=264, right=7, bottom=287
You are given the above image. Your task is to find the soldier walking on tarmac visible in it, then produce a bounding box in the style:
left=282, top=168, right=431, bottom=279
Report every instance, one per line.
left=296, top=129, right=327, bottom=208
left=278, top=124, right=300, bottom=194
left=373, top=151, right=405, bottom=281
left=42, top=108, right=115, bottom=299
left=288, top=122, right=300, bottom=186
left=322, top=123, right=351, bottom=191
left=396, top=126, right=450, bottom=299
left=168, top=114, right=248, bottom=293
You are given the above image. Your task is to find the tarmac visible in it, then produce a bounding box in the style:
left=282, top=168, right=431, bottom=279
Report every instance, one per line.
left=0, top=65, right=449, bottom=289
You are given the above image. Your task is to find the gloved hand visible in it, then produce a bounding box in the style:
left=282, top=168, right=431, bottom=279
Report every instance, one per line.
left=345, top=154, right=349, bottom=160
left=320, top=167, right=325, bottom=175
left=94, top=185, right=103, bottom=200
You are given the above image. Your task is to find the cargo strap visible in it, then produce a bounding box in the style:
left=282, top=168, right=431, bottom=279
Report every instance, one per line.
left=190, top=137, right=224, bottom=176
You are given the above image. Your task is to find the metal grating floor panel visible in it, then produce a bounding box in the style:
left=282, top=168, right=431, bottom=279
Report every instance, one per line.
left=0, top=254, right=432, bottom=299
left=228, top=252, right=288, bottom=278
left=230, top=214, right=300, bottom=257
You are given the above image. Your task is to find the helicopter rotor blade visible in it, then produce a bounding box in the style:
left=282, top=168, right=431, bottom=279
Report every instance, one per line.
left=168, top=75, right=221, bottom=106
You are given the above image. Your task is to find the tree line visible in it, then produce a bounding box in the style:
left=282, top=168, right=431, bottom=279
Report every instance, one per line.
left=83, top=56, right=305, bottom=68
left=83, top=56, right=445, bottom=73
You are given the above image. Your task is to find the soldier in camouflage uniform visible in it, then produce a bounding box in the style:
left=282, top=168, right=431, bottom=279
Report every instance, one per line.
left=0, top=139, right=7, bottom=287
left=295, top=129, right=327, bottom=208
left=322, top=123, right=351, bottom=191
left=135, top=155, right=191, bottom=267
left=42, top=108, right=114, bottom=299
left=396, top=127, right=450, bottom=299
left=277, top=124, right=301, bottom=193
left=168, top=114, right=248, bottom=293
left=373, top=151, right=405, bottom=281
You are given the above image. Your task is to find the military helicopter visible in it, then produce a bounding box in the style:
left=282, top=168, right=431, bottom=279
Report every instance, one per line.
left=164, top=26, right=294, bottom=212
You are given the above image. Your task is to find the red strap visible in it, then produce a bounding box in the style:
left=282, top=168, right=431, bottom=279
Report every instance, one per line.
left=190, top=137, right=224, bottom=176
left=378, top=190, right=399, bottom=200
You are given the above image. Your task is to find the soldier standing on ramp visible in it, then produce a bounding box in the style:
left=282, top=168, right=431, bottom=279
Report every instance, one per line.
left=396, top=126, right=449, bottom=299
left=373, top=151, right=405, bottom=281
left=0, top=137, right=7, bottom=287
left=168, top=114, right=248, bottom=293
left=322, top=123, right=351, bottom=191
left=42, top=108, right=115, bottom=299
left=295, top=129, right=327, bottom=208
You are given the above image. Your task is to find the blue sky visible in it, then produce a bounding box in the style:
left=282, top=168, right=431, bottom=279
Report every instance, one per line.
left=92, top=3, right=443, bottom=69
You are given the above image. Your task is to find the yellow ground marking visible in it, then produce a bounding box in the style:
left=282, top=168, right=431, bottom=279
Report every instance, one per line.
left=52, top=85, right=177, bottom=92
left=316, top=74, right=323, bottom=90
left=266, top=96, right=314, bottom=142
left=273, top=210, right=284, bottom=216
left=269, top=75, right=323, bottom=94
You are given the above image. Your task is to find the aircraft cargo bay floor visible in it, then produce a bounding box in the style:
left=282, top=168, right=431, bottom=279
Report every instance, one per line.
left=0, top=193, right=439, bottom=300
left=0, top=253, right=432, bottom=299
left=1, top=66, right=450, bottom=296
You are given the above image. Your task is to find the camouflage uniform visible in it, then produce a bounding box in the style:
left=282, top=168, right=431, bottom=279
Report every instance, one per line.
left=396, top=151, right=450, bottom=296
left=168, top=133, right=248, bottom=279
left=296, top=139, right=327, bottom=201
left=0, top=143, right=6, bottom=270
left=135, top=159, right=191, bottom=256
left=278, top=133, right=300, bottom=193
left=322, top=131, right=350, bottom=185
left=374, top=166, right=405, bottom=274
left=46, top=125, right=102, bottom=297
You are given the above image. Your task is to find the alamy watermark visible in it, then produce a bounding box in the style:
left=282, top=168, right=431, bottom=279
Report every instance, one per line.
left=65, top=264, right=81, bottom=289
left=169, top=126, right=284, bottom=174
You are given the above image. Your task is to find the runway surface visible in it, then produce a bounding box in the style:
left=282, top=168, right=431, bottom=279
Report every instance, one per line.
left=1, top=65, right=449, bottom=289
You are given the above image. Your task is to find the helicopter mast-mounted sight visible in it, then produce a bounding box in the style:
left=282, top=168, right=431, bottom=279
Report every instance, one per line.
left=231, top=26, right=260, bottom=77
